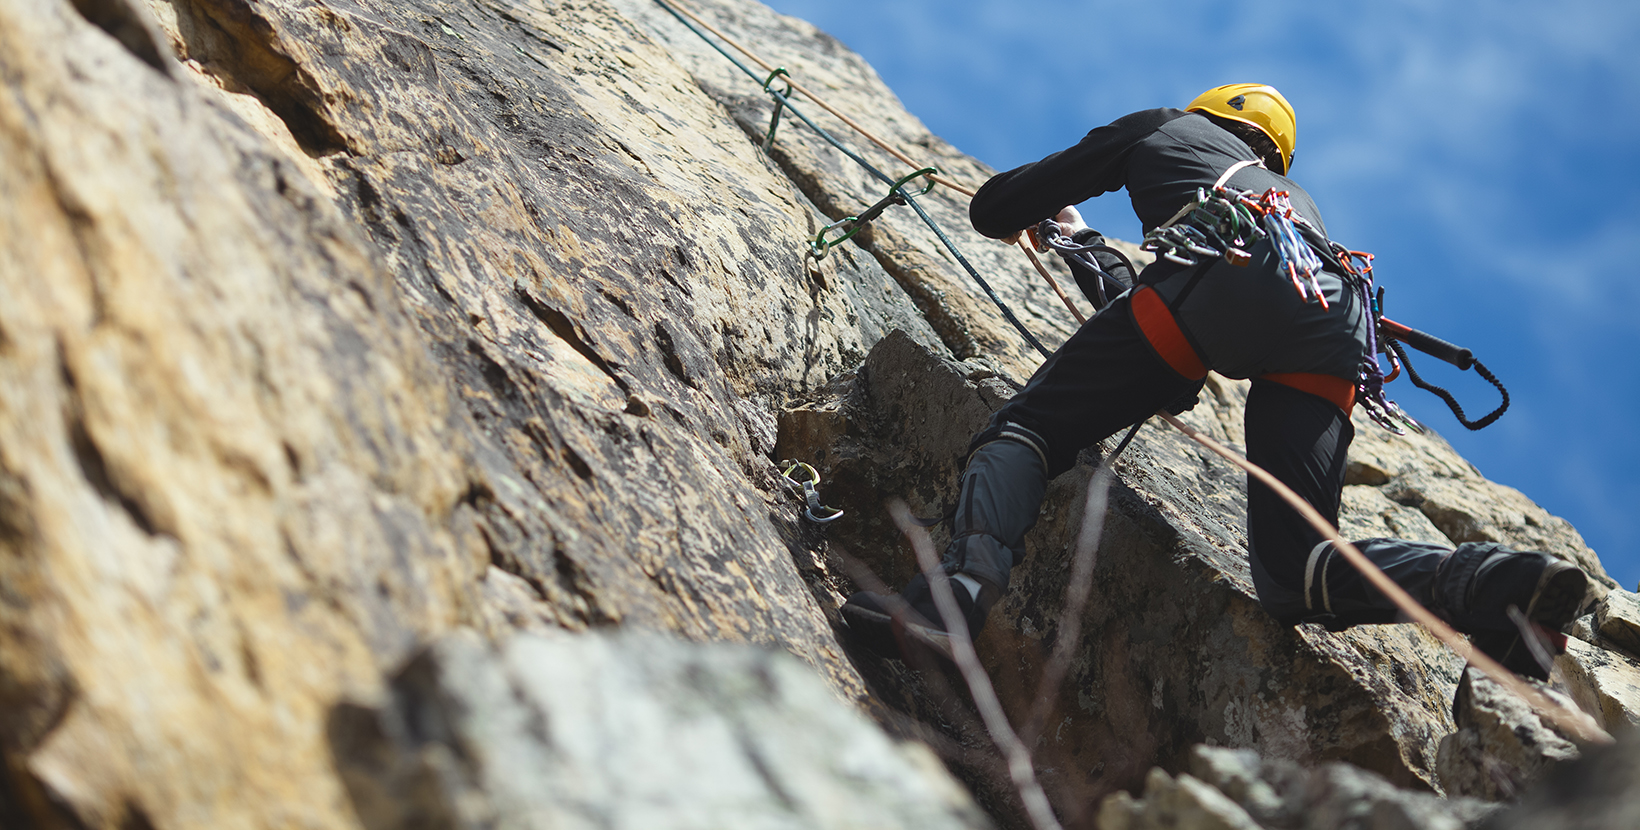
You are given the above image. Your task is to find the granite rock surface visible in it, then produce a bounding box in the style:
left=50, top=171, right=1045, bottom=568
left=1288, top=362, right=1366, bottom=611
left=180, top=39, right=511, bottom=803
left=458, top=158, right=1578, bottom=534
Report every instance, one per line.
left=0, top=0, right=1631, bottom=828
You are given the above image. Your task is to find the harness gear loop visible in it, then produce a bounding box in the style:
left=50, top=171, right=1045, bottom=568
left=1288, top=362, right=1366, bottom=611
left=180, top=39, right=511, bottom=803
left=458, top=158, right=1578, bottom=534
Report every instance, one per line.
left=1343, top=252, right=1421, bottom=434
left=779, top=460, right=844, bottom=523
left=808, top=167, right=941, bottom=259
left=1141, top=183, right=1265, bottom=270
left=761, top=67, right=793, bottom=150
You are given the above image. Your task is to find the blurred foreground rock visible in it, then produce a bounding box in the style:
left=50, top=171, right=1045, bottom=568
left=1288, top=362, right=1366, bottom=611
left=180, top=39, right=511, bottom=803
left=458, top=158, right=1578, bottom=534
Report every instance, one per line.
left=1096, top=745, right=1498, bottom=830
left=330, top=629, right=992, bottom=830
left=1481, top=728, right=1640, bottom=830
left=1436, top=670, right=1581, bottom=802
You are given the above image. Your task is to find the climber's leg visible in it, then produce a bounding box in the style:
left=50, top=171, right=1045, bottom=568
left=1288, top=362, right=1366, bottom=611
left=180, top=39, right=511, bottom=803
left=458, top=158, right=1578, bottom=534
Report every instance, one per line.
left=943, top=291, right=1201, bottom=596
left=1243, top=379, right=1449, bottom=626
left=1243, top=380, right=1589, bottom=679
left=841, top=294, right=1199, bottom=658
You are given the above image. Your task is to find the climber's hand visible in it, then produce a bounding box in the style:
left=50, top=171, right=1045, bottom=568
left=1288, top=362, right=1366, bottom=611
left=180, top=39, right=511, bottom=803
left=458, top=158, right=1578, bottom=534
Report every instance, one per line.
left=1054, top=206, right=1089, bottom=235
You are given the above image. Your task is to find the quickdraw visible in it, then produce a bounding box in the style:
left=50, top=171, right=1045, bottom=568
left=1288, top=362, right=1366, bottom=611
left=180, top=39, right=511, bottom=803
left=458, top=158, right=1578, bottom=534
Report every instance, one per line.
left=809, top=168, right=939, bottom=259
left=1256, top=189, right=1327, bottom=309
left=779, top=460, right=844, bottom=523
left=652, top=0, right=1053, bottom=358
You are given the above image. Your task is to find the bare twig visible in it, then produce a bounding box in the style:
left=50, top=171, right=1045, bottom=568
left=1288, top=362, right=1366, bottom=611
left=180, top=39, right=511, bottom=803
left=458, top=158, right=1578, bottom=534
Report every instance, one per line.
left=1505, top=604, right=1560, bottom=680
left=890, top=501, right=1064, bottom=830
left=833, top=547, right=961, bottom=680
left=834, top=545, right=1053, bottom=822
left=1022, top=465, right=1114, bottom=746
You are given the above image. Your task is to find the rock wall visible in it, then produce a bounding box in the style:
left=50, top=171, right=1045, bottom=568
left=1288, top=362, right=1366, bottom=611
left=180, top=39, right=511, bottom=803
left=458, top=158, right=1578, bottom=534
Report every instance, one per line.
left=0, top=0, right=1632, bottom=829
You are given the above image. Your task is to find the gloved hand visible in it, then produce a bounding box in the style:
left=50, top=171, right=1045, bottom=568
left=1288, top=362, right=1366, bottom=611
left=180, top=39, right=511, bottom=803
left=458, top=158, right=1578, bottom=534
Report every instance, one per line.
left=1165, top=379, right=1207, bottom=415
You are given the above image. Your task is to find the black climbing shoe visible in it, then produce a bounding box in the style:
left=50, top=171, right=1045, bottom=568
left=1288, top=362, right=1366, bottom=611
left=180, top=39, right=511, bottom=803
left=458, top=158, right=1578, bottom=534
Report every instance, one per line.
left=840, top=572, right=995, bottom=665
left=1459, top=553, right=1589, bottom=681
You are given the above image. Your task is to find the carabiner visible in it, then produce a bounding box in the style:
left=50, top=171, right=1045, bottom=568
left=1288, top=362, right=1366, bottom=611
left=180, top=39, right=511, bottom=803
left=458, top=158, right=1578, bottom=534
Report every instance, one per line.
left=779, top=460, right=843, bottom=523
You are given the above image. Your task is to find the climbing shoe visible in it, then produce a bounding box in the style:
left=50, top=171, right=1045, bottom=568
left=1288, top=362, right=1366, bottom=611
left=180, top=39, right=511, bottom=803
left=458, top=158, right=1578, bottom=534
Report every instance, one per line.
left=1436, top=546, right=1589, bottom=681
left=840, top=572, right=996, bottom=665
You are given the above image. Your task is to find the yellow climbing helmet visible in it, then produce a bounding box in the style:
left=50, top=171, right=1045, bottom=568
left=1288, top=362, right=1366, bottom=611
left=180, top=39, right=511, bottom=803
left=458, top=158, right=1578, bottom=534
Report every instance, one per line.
left=1186, top=83, right=1297, bottom=174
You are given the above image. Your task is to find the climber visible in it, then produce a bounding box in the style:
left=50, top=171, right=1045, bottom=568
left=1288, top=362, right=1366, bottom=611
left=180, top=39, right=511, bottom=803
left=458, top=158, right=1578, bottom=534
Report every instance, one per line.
left=841, top=83, right=1589, bottom=681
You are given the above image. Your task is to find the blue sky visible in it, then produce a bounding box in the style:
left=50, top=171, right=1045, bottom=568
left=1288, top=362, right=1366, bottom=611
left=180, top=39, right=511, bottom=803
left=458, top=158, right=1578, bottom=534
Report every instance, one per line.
left=760, top=0, right=1640, bottom=589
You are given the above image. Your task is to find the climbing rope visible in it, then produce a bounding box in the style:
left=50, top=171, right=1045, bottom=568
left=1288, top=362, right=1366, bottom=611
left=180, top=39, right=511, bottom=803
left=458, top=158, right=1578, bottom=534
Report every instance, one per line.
left=1159, top=411, right=1608, bottom=745
left=652, top=0, right=1053, bottom=359
left=655, top=0, right=976, bottom=196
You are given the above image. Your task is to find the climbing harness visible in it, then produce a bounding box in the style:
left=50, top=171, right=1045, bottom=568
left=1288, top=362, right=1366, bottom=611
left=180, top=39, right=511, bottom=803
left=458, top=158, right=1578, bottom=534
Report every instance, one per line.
left=1142, top=183, right=1327, bottom=308
left=1143, top=188, right=1262, bottom=269
left=780, top=460, right=844, bottom=523
left=809, top=168, right=938, bottom=259
left=1132, top=160, right=1506, bottom=435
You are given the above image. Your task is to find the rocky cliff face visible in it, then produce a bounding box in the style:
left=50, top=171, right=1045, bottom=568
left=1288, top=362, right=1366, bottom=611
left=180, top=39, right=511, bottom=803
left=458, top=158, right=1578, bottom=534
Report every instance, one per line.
left=0, top=1, right=1634, bottom=829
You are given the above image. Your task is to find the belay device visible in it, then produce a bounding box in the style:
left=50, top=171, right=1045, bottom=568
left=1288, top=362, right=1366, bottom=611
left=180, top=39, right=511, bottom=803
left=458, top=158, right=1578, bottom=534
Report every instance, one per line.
left=1033, top=180, right=1510, bottom=435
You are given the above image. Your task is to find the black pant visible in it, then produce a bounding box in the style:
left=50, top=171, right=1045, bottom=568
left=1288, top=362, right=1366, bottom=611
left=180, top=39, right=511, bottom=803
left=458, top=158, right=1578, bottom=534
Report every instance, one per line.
left=944, top=292, right=1445, bottom=627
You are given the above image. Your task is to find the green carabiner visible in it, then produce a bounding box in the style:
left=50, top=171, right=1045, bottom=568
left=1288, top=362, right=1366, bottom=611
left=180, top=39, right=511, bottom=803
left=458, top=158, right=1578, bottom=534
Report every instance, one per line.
left=762, top=67, right=791, bottom=93
left=762, top=68, right=793, bottom=150
left=892, top=167, right=940, bottom=196
left=809, top=216, right=861, bottom=259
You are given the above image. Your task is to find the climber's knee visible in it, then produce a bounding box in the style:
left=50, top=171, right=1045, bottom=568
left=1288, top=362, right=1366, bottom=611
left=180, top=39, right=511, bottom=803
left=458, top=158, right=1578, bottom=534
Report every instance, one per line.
left=964, top=421, right=1049, bottom=471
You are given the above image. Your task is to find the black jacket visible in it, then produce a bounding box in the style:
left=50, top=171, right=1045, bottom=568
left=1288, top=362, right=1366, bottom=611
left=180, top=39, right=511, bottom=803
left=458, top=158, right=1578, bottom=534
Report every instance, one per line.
left=970, top=108, right=1327, bottom=238
left=969, top=109, right=1365, bottom=382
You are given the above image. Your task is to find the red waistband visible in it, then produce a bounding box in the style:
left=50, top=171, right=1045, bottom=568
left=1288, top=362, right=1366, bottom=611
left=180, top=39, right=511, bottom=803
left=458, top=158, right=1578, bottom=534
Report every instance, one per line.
left=1260, top=372, right=1356, bottom=412
left=1130, top=287, right=1356, bottom=411
left=1130, top=286, right=1207, bottom=380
